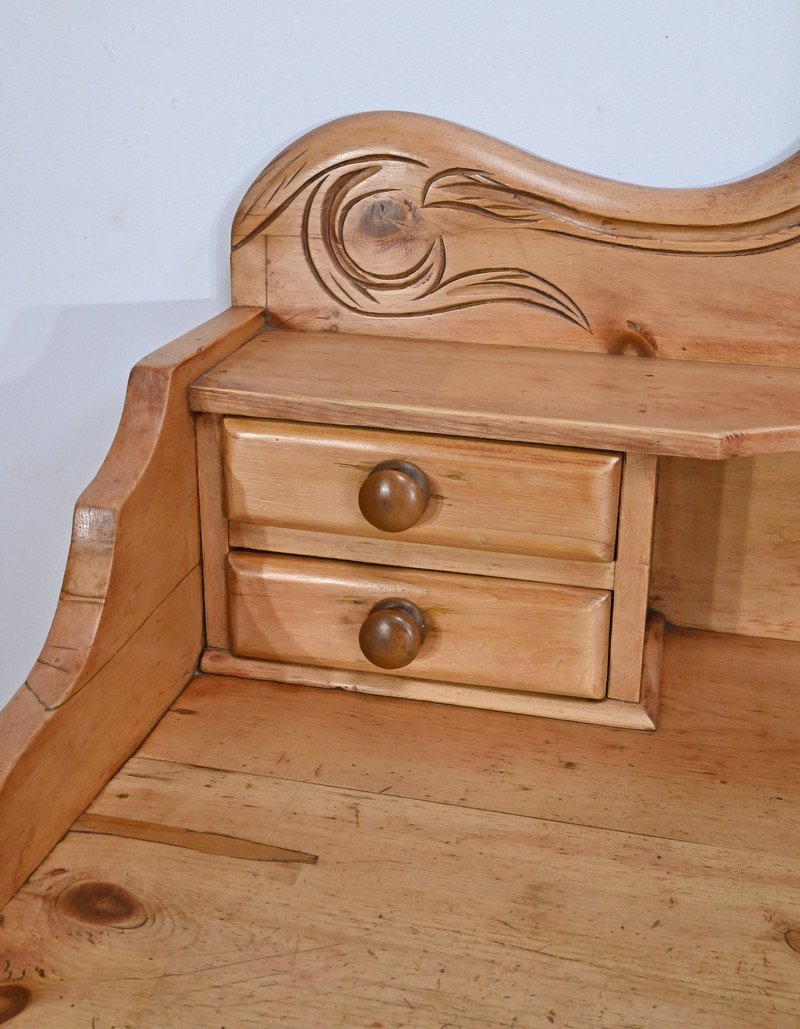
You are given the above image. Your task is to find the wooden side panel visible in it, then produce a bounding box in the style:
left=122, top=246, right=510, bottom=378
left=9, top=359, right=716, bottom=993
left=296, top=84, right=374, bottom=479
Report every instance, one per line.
left=227, top=551, right=611, bottom=699
left=0, top=307, right=265, bottom=910
left=223, top=418, right=622, bottom=563
left=651, top=453, right=800, bottom=641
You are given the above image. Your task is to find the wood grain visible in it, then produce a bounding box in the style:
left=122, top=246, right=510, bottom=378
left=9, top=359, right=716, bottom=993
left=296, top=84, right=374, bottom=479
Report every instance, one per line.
left=4, top=624, right=800, bottom=1027
left=0, top=307, right=264, bottom=909
left=5, top=792, right=797, bottom=1026
left=191, top=329, right=800, bottom=459
left=223, top=418, right=621, bottom=562
left=228, top=551, right=612, bottom=699
left=651, top=453, right=800, bottom=642
left=177, top=630, right=800, bottom=860
left=607, top=453, right=659, bottom=701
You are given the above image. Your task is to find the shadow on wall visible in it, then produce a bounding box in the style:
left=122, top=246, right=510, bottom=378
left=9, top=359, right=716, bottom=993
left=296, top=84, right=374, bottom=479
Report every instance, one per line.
left=0, top=299, right=222, bottom=705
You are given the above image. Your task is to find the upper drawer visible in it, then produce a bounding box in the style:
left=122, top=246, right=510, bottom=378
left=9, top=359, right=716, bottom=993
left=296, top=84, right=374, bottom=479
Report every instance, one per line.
left=223, top=419, right=622, bottom=563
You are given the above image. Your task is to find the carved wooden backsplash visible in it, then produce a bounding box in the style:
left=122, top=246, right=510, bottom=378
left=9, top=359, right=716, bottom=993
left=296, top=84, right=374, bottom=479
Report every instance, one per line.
left=231, top=112, right=800, bottom=643
left=233, top=111, right=800, bottom=366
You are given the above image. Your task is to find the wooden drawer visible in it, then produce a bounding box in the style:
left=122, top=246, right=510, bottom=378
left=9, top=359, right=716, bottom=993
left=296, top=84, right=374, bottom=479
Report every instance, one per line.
left=223, top=419, right=622, bottom=563
left=228, top=551, right=611, bottom=699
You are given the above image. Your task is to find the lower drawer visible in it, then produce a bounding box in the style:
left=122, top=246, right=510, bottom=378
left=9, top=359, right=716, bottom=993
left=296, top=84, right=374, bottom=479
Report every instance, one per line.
left=228, top=552, right=611, bottom=699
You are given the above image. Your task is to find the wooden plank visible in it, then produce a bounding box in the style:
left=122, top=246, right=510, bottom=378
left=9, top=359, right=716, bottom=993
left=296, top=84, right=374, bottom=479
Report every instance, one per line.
left=230, top=521, right=616, bottom=589
left=3, top=752, right=800, bottom=1025
left=168, top=629, right=800, bottom=861
left=223, top=418, right=622, bottom=563
left=190, top=330, right=800, bottom=459
left=0, top=307, right=264, bottom=909
left=651, top=453, right=800, bottom=642
left=228, top=551, right=612, bottom=699
left=607, top=453, right=659, bottom=701
left=196, top=414, right=229, bottom=648
left=201, top=648, right=654, bottom=729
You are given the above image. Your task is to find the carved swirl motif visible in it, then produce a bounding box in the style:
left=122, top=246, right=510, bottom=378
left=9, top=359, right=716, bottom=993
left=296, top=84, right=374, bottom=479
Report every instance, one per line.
left=235, top=150, right=591, bottom=330
left=234, top=146, right=800, bottom=331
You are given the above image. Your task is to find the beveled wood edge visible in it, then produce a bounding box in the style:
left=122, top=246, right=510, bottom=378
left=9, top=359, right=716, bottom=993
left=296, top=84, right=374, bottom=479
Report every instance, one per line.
left=197, top=414, right=231, bottom=648
left=189, top=382, right=799, bottom=461
left=233, top=111, right=800, bottom=253
left=607, top=455, right=659, bottom=701
left=229, top=523, right=616, bottom=590
left=200, top=649, right=657, bottom=731
left=0, top=306, right=265, bottom=910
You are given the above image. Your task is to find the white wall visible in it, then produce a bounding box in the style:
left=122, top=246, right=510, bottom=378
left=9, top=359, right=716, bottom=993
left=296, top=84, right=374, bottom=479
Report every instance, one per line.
left=2, top=0, right=800, bottom=706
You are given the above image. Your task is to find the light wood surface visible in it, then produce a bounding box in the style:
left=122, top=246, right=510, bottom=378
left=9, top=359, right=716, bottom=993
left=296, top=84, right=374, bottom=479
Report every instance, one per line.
left=196, top=414, right=230, bottom=649
left=176, top=631, right=800, bottom=860
left=607, top=453, right=659, bottom=701
left=3, top=628, right=800, bottom=1026
left=223, top=418, right=622, bottom=562
left=0, top=307, right=264, bottom=909
left=229, top=521, right=616, bottom=588
left=652, top=453, right=800, bottom=642
left=234, top=111, right=800, bottom=368
left=228, top=551, right=611, bottom=699
left=192, top=330, right=800, bottom=459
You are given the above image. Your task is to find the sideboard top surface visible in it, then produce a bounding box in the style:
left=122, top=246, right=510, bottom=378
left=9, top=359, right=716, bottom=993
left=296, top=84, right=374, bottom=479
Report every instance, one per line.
left=191, top=327, right=800, bottom=459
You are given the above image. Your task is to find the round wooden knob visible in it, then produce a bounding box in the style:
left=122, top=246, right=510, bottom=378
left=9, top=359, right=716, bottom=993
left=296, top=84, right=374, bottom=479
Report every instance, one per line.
left=359, top=599, right=427, bottom=670
left=358, top=461, right=430, bottom=533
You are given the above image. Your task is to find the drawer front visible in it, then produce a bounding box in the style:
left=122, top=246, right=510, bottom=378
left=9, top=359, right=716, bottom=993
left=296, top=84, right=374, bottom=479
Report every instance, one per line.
left=228, top=552, right=611, bottom=699
left=223, top=419, right=621, bottom=563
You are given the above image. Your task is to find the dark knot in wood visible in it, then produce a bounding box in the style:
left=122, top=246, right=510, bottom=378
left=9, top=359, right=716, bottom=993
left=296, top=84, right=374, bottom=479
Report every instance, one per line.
left=359, top=194, right=419, bottom=240
left=0, top=985, right=32, bottom=1024
left=57, top=880, right=148, bottom=929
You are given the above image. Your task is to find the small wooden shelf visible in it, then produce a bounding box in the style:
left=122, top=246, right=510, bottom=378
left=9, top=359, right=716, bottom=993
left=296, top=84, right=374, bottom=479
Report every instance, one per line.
left=190, top=329, right=800, bottom=459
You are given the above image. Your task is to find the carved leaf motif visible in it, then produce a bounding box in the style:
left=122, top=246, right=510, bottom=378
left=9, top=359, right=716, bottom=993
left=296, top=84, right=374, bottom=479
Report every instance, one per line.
left=235, top=153, right=593, bottom=331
